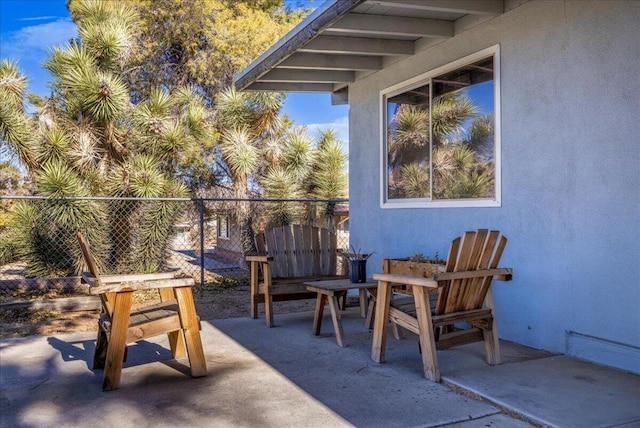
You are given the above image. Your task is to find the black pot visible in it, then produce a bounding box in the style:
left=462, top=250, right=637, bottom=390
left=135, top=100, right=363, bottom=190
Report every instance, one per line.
left=349, top=259, right=367, bottom=283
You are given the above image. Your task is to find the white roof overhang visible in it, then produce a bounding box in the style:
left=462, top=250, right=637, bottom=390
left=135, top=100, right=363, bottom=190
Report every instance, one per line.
left=235, top=0, right=515, bottom=102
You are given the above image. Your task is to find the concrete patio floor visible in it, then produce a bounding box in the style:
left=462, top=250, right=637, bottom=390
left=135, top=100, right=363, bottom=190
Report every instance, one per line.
left=1, top=308, right=639, bottom=428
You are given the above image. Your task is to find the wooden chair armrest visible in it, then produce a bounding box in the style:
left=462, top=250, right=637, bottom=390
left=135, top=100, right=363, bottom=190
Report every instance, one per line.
left=245, top=254, right=273, bottom=262
left=433, top=268, right=513, bottom=282
left=82, top=272, right=194, bottom=295
left=372, top=273, right=438, bottom=288
left=99, top=272, right=180, bottom=284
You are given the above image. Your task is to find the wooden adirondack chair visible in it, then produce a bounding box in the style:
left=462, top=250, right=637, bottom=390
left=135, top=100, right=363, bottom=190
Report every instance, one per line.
left=246, top=224, right=347, bottom=327
left=77, top=232, right=207, bottom=391
left=371, top=229, right=512, bottom=382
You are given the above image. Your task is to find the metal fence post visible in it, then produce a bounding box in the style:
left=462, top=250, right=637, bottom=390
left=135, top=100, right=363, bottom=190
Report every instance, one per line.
left=199, top=197, right=205, bottom=287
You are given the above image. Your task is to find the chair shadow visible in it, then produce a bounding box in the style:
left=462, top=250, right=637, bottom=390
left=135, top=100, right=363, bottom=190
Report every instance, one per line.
left=47, top=336, right=97, bottom=371
left=47, top=335, right=185, bottom=374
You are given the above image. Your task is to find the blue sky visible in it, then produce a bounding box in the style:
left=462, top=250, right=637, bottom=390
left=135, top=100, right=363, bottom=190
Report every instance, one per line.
left=0, top=0, right=349, bottom=143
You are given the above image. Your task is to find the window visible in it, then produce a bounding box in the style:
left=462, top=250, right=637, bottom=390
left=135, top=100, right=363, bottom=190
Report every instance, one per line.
left=381, top=46, right=500, bottom=208
left=217, top=215, right=229, bottom=239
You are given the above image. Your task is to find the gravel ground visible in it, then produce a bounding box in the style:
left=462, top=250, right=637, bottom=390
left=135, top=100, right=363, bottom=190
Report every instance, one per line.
left=0, top=284, right=319, bottom=339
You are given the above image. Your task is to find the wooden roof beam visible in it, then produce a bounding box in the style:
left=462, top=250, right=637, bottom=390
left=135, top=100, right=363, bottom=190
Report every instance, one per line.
left=279, top=53, right=382, bottom=71
left=330, top=13, right=453, bottom=38
left=366, top=0, right=504, bottom=16
left=259, top=69, right=355, bottom=83
left=300, top=35, right=414, bottom=56
left=244, top=82, right=336, bottom=92
left=235, top=0, right=367, bottom=90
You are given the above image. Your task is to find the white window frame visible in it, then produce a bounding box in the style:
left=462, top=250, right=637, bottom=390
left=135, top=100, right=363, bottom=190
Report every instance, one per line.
left=380, top=45, right=501, bottom=209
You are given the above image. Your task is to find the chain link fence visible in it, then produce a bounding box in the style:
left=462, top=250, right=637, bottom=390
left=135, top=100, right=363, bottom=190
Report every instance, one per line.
left=0, top=196, right=349, bottom=297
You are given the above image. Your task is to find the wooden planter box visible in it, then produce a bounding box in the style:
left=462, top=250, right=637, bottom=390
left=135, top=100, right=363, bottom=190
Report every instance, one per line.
left=382, top=258, right=447, bottom=296
left=382, top=257, right=446, bottom=277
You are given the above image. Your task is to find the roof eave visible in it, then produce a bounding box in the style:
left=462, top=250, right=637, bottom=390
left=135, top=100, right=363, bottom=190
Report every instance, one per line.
left=234, top=0, right=367, bottom=91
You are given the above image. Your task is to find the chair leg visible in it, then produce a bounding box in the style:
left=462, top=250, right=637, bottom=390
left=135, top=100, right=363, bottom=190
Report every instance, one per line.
left=94, top=329, right=128, bottom=370
left=263, top=276, right=275, bottom=328
left=338, top=291, right=347, bottom=310
left=102, top=291, right=133, bottom=391
left=328, top=294, right=346, bottom=347
left=371, top=281, right=392, bottom=363
left=391, top=322, right=403, bottom=340
left=175, top=286, right=207, bottom=377
left=483, top=324, right=501, bottom=365
left=312, top=294, right=327, bottom=336
left=365, top=296, right=376, bottom=329
left=413, top=286, right=440, bottom=382
left=250, top=262, right=259, bottom=319
left=359, top=288, right=368, bottom=318
left=160, top=288, right=186, bottom=358
left=168, top=331, right=186, bottom=359
left=251, top=294, right=259, bottom=319
left=483, top=289, right=501, bottom=365
left=93, top=326, right=108, bottom=370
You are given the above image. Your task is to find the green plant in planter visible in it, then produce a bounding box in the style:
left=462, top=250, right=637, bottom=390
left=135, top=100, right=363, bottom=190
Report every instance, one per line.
left=342, top=246, right=375, bottom=283
left=408, top=252, right=446, bottom=265
left=341, top=245, right=375, bottom=261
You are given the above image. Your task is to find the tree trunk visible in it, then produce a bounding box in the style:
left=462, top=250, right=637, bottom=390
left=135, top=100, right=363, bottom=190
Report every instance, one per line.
left=324, top=201, right=336, bottom=233
left=235, top=178, right=256, bottom=253
left=239, top=209, right=256, bottom=253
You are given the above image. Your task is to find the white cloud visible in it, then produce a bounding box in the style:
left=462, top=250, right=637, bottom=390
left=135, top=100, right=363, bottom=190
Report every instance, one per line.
left=1, top=18, right=77, bottom=62
left=20, top=16, right=60, bottom=22
left=1, top=18, right=78, bottom=96
left=304, top=116, right=350, bottom=148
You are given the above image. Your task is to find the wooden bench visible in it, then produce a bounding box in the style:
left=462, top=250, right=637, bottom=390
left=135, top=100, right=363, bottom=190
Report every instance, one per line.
left=246, top=224, right=347, bottom=327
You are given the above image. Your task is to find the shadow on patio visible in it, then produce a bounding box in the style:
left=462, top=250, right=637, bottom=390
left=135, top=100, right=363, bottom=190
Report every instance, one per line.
left=2, top=308, right=639, bottom=427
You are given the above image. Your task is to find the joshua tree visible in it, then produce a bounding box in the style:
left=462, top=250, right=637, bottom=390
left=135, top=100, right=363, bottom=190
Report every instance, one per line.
left=215, top=89, right=348, bottom=245
left=258, top=128, right=347, bottom=230
left=0, top=1, right=213, bottom=276
left=1, top=0, right=346, bottom=271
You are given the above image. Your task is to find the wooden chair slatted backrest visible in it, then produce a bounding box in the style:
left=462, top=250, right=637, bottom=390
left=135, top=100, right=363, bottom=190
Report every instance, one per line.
left=76, top=232, right=112, bottom=314
left=302, top=224, right=317, bottom=276
left=292, top=224, right=304, bottom=277
left=436, top=229, right=507, bottom=315
left=259, top=225, right=339, bottom=278
left=323, top=227, right=338, bottom=276
left=264, top=227, right=283, bottom=277
left=77, top=232, right=102, bottom=285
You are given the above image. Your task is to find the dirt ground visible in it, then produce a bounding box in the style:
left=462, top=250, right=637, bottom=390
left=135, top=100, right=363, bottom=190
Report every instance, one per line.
left=0, top=284, right=320, bottom=339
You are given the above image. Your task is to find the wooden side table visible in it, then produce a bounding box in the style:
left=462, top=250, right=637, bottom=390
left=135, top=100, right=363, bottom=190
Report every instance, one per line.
left=304, top=278, right=377, bottom=347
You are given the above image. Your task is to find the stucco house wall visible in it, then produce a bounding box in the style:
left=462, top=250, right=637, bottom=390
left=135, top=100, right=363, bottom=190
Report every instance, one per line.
left=348, top=0, right=639, bottom=373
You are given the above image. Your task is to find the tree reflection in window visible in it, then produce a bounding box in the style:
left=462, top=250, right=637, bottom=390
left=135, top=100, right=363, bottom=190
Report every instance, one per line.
left=386, top=56, right=495, bottom=201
